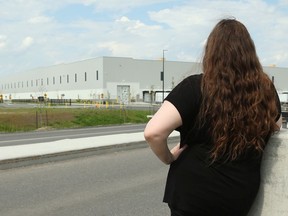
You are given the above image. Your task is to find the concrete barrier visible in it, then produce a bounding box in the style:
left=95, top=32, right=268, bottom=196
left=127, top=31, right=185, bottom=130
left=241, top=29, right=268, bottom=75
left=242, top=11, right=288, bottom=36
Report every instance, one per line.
left=248, top=129, right=288, bottom=216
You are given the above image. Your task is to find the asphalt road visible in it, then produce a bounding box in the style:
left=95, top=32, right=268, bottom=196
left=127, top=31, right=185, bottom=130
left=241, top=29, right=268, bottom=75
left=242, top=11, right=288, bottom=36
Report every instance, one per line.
left=0, top=124, right=146, bottom=147
left=0, top=144, right=172, bottom=216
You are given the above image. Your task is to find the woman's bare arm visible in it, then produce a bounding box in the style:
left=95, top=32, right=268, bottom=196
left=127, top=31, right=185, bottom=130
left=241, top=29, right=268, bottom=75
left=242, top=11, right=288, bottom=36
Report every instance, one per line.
left=144, top=101, right=186, bottom=164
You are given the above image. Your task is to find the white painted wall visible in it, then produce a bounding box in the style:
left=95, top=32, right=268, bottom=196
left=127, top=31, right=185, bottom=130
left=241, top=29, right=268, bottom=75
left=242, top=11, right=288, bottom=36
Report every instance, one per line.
left=0, top=57, right=287, bottom=101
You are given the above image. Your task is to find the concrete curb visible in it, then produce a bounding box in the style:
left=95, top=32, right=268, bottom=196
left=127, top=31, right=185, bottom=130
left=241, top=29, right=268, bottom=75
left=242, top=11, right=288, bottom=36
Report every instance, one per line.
left=0, top=133, right=180, bottom=170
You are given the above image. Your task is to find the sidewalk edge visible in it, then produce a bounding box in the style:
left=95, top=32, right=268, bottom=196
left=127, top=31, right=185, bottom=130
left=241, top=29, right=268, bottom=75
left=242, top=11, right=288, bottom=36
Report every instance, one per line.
left=0, top=136, right=179, bottom=170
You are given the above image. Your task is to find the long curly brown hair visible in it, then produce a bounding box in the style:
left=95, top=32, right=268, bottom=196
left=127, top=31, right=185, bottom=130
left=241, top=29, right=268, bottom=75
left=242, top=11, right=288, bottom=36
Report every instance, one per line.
left=200, top=18, right=280, bottom=162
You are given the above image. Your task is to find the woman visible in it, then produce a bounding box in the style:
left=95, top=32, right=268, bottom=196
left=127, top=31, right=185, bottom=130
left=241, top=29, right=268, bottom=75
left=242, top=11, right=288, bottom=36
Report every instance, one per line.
left=144, top=18, right=282, bottom=216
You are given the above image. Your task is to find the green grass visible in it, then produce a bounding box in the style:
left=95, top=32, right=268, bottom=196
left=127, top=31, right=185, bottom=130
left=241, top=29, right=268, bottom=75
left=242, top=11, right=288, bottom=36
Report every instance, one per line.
left=72, top=109, right=150, bottom=126
left=0, top=107, right=151, bottom=133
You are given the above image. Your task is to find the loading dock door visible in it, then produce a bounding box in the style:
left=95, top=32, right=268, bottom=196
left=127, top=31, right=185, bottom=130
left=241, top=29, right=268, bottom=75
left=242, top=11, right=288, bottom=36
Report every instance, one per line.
left=117, top=85, right=130, bottom=104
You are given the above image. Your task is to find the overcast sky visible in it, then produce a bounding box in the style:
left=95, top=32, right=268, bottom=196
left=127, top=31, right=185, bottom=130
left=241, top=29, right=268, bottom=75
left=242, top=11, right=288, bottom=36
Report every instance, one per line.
left=0, top=0, right=287, bottom=77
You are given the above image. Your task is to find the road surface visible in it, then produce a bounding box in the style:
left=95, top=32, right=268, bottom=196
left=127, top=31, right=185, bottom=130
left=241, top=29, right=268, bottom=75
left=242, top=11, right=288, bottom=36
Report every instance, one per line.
left=0, top=143, right=173, bottom=216
left=0, top=124, right=146, bottom=147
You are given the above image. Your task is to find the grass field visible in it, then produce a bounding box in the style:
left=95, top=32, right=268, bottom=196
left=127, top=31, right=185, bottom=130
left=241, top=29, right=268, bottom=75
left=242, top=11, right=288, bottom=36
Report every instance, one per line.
left=0, top=107, right=152, bottom=133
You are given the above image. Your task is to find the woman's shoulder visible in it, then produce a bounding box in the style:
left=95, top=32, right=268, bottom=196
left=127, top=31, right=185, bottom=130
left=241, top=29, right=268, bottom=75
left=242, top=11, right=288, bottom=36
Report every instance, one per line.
left=184, top=73, right=203, bottom=84
left=168, top=73, right=203, bottom=99
left=180, top=73, right=203, bottom=89
left=186, top=73, right=203, bottom=80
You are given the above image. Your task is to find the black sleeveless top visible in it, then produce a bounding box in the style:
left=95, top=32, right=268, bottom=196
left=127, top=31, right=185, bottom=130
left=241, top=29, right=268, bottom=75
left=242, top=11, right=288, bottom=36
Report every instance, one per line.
left=163, top=74, right=281, bottom=216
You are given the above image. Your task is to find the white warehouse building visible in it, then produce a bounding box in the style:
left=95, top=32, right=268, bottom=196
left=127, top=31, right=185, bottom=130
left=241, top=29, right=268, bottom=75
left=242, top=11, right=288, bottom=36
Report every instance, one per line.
left=0, top=56, right=287, bottom=104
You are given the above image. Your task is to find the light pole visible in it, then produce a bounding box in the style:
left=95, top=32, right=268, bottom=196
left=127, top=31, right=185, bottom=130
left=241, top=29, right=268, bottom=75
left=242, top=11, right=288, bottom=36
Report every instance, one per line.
left=162, top=49, right=167, bottom=102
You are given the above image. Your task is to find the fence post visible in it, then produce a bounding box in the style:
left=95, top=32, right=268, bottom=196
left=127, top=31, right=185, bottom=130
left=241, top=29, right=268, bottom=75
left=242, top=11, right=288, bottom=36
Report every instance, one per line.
left=45, top=110, right=48, bottom=126
left=35, top=111, right=38, bottom=129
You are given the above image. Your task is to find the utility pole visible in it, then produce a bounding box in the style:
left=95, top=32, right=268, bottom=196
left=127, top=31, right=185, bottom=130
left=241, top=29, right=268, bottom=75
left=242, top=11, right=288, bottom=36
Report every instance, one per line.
left=162, top=49, right=167, bottom=102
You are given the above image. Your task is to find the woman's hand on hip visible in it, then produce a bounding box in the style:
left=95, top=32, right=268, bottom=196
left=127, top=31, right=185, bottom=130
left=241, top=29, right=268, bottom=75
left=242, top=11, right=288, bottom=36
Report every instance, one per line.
left=170, top=143, right=188, bottom=163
